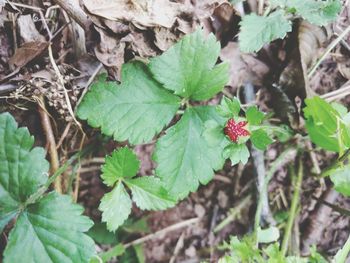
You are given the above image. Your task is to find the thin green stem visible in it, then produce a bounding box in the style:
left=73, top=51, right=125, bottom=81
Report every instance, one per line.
left=281, top=158, right=303, bottom=256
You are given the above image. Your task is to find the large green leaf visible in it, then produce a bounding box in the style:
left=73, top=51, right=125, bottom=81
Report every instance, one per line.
left=287, top=0, right=341, bottom=26
left=4, top=192, right=95, bottom=263
left=149, top=30, right=229, bottom=101
left=239, top=10, right=292, bottom=52
left=125, top=176, right=176, bottom=210
left=154, top=106, right=226, bottom=199
left=0, top=113, right=49, bottom=227
left=330, top=166, right=350, bottom=197
left=77, top=61, right=181, bottom=144
left=304, top=96, right=340, bottom=152
left=101, top=147, right=140, bottom=187
left=250, top=129, right=273, bottom=150
left=99, top=181, right=132, bottom=232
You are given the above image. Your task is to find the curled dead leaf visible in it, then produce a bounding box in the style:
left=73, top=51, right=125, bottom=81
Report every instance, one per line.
left=220, top=42, right=269, bottom=89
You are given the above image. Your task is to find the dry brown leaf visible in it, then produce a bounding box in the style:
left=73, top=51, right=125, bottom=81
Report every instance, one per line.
left=270, top=21, right=329, bottom=126
left=17, top=15, right=45, bottom=42
left=9, top=41, right=48, bottom=69
left=83, top=0, right=183, bottom=28
left=220, top=42, right=269, bottom=89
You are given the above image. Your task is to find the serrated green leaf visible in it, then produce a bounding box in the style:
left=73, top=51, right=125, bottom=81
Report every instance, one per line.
left=99, top=182, right=132, bottom=232
left=125, top=176, right=176, bottom=210
left=223, top=143, right=250, bottom=166
left=77, top=61, right=181, bottom=145
left=149, top=30, right=229, bottom=101
left=330, top=166, right=350, bottom=197
left=239, top=10, right=292, bottom=52
left=217, top=96, right=241, bottom=118
left=304, top=96, right=340, bottom=152
left=251, top=129, right=274, bottom=150
left=203, top=120, right=227, bottom=147
left=88, top=222, right=119, bottom=245
left=287, top=0, right=341, bottom=26
left=154, top=106, right=226, bottom=199
left=0, top=113, right=49, bottom=226
left=246, top=106, right=265, bottom=125
left=101, top=147, right=140, bottom=187
left=4, top=192, right=95, bottom=263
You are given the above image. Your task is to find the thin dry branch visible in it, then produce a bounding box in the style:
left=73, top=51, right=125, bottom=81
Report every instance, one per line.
left=53, top=0, right=90, bottom=30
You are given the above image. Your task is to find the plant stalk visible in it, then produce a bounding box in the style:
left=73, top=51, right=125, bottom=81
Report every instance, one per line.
left=281, top=158, right=303, bottom=256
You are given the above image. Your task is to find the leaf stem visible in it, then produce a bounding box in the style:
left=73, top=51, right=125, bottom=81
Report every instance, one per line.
left=281, top=157, right=303, bottom=256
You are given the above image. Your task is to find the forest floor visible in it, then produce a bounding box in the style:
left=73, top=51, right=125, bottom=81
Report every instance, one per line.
left=1, top=0, right=350, bottom=262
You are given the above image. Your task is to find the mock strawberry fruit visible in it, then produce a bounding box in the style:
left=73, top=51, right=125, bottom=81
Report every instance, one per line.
left=224, top=118, right=250, bottom=142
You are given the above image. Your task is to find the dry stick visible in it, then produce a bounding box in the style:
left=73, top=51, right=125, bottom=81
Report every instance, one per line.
left=47, top=44, right=82, bottom=131
left=308, top=24, right=350, bottom=78
left=53, top=0, right=90, bottom=30
left=169, top=232, right=185, bottom=263
left=281, top=158, right=303, bottom=257
left=73, top=134, right=86, bottom=202
left=38, top=95, right=62, bottom=193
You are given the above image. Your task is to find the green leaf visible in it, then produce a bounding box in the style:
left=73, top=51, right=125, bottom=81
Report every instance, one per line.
left=287, top=0, right=341, bottom=26
left=88, top=222, right=119, bottom=245
left=217, top=96, right=241, bottom=118
left=4, top=192, right=95, bottom=263
left=203, top=120, right=227, bottom=147
left=99, top=181, right=132, bottom=232
left=330, top=166, right=350, bottom=197
left=0, top=113, right=49, bottom=226
left=77, top=61, right=181, bottom=145
left=149, top=30, right=229, bottom=101
left=223, top=143, right=250, bottom=166
left=251, top=129, right=274, bottom=150
left=239, top=10, right=292, bottom=52
left=125, top=176, right=176, bottom=210
left=246, top=106, right=265, bottom=125
left=154, top=106, right=226, bottom=199
left=101, top=147, right=140, bottom=187
left=257, top=226, right=280, bottom=243
left=304, top=96, right=340, bottom=152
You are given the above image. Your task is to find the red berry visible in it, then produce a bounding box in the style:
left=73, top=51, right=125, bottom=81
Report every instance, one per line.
left=224, top=118, right=250, bottom=142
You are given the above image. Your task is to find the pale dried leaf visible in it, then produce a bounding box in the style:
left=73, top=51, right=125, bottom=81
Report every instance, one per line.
left=220, top=42, right=269, bottom=88
left=17, top=15, right=45, bottom=42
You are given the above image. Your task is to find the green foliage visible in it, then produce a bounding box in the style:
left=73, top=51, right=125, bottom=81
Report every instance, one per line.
left=77, top=61, right=181, bottom=145
left=219, top=234, right=324, bottom=263
left=239, top=0, right=341, bottom=52
left=154, top=106, right=226, bottom=199
left=148, top=29, right=229, bottom=101
left=206, top=96, right=277, bottom=166
left=330, top=166, right=350, bottom=197
left=78, top=30, right=229, bottom=200
left=239, top=10, right=292, bottom=52
left=304, top=96, right=350, bottom=153
left=99, top=147, right=176, bottom=231
left=0, top=113, right=95, bottom=263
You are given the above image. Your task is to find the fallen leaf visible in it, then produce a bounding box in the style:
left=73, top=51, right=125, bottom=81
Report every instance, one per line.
left=17, top=15, right=45, bottom=42
left=9, top=41, right=48, bottom=69
left=220, top=42, right=269, bottom=89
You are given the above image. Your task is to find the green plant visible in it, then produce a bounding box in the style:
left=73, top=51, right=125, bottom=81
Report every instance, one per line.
left=99, top=147, right=176, bottom=232
left=77, top=29, right=232, bottom=200
left=0, top=113, right=95, bottom=263
left=238, top=0, right=341, bottom=52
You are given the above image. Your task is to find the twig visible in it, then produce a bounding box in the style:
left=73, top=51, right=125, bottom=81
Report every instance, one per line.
left=169, top=232, right=185, bottom=263
left=38, top=95, right=62, bottom=193
left=214, top=195, right=252, bottom=233
left=254, top=148, right=297, bottom=236
left=47, top=43, right=82, bottom=130
left=281, top=158, right=303, bottom=256
left=52, top=0, right=90, bottom=30
left=56, top=121, right=72, bottom=149
left=73, top=134, right=86, bottom=202
left=308, top=24, right=350, bottom=78
left=76, top=63, right=103, bottom=108
left=99, top=217, right=200, bottom=257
